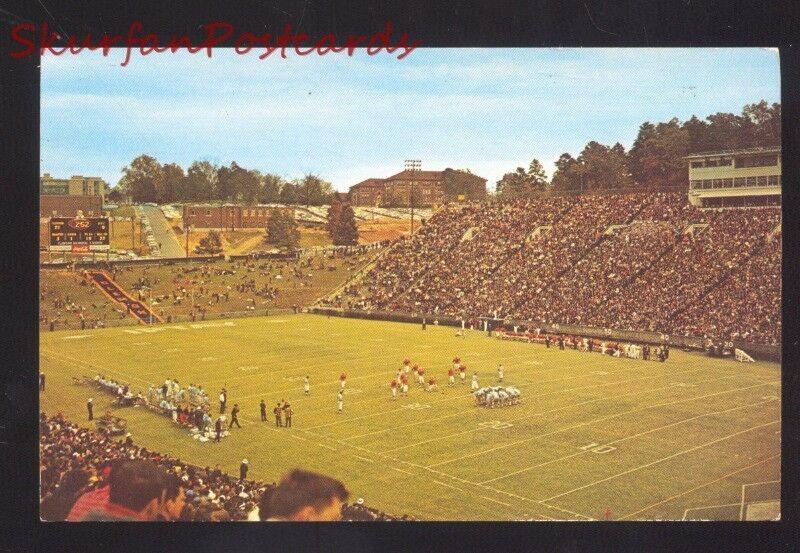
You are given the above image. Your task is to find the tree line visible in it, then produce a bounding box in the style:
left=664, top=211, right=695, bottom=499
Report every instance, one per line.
left=112, top=156, right=335, bottom=206
left=496, top=100, right=781, bottom=198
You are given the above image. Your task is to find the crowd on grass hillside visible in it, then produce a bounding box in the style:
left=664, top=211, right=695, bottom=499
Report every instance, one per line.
left=40, top=412, right=412, bottom=522
left=326, top=193, right=781, bottom=346
left=40, top=249, right=377, bottom=330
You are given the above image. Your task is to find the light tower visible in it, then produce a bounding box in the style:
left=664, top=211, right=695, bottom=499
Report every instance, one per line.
left=404, top=159, right=421, bottom=234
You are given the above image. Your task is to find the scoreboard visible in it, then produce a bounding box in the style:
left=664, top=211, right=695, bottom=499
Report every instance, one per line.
left=49, top=217, right=110, bottom=252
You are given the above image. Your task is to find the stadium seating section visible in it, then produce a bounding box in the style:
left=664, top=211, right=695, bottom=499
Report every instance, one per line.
left=330, top=193, right=781, bottom=346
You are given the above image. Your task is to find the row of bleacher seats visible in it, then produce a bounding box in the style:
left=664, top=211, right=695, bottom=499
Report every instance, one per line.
left=329, top=193, right=781, bottom=345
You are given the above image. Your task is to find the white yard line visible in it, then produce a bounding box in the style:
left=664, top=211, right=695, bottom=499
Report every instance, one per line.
left=432, top=479, right=467, bottom=493
left=312, top=363, right=714, bottom=433
left=541, top=419, right=780, bottom=503
left=300, top=428, right=552, bottom=519
left=424, top=380, right=778, bottom=468
left=626, top=454, right=780, bottom=520
left=344, top=365, right=719, bottom=443
left=479, top=397, right=778, bottom=484
left=479, top=496, right=512, bottom=507
left=682, top=503, right=742, bottom=520
left=40, top=348, right=150, bottom=384
left=740, top=479, right=782, bottom=521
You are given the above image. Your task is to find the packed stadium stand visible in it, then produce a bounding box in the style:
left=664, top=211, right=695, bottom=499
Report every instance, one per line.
left=324, top=192, right=781, bottom=346
left=39, top=412, right=411, bottom=521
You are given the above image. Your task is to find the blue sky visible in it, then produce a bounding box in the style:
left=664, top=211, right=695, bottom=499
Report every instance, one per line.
left=41, top=48, right=780, bottom=192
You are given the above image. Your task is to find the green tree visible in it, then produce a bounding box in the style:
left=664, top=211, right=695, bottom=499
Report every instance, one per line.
left=527, top=159, right=549, bottom=193
left=161, top=163, right=185, bottom=203
left=628, top=119, right=689, bottom=189
left=185, top=161, right=217, bottom=202
left=742, top=100, right=781, bottom=147
left=233, top=167, right=261, bottom=203
left=118, top=155, right=164, bottom=203
left=259, top=174, right=284, bottom=203
left=495, top=167, right=529, bottom=199
left=327, top=196, right=358, bottom=246
left=550, top=153, right=582, bottom=193
left=107, top=187, right=123, bottom=203
left=215, top=163, right=237, bottom=201
left=573, top=141, right=633, bottom=191
left=266, top=208, right=300, bottom=250
left=495, top=159, right=548, bottom=199
left=298, top=174, right=334, bottom=206
left=279, top=181, right=299, bottom=205
left=194, top=230, right=222, bottom=255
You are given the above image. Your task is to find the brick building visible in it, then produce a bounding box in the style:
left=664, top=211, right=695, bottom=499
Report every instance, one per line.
left=349, top=168, right=487, bottom=207
left=183, top=204, right=293, bottom=229
left=40, top=195, right=104, bottom=218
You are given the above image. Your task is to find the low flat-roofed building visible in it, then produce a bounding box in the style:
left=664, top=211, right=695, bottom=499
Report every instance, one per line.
left=183, top=204, right=292, bottom=229
left=40, top=194, right=104, bottom=218
left=686, top=147, right=781, bottom=208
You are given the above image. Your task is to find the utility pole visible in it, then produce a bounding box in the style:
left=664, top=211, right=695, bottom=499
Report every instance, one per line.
left=185, top=223, right=191, bottom=259
left=404, top=159, right=421, bottom=234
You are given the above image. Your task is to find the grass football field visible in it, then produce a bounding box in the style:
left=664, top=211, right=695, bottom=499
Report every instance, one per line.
left=39, top=314, right=781, bottom=521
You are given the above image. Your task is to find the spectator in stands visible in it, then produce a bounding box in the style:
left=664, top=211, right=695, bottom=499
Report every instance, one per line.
left=40, top=468, right=90, bottom=521
left=77, top=459, right=170, bottom=521
left=258, top=469, right=349, bottom=521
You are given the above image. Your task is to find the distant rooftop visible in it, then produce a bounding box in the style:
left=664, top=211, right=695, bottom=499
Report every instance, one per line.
left=684, top=146, right=781, bottom=160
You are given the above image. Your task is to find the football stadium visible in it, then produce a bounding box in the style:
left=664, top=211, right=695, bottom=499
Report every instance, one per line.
left=38, top=50, right=781, bottom=522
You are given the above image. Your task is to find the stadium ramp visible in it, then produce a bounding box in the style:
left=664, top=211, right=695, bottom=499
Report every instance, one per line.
left=85, top=270, right=163, bottom=324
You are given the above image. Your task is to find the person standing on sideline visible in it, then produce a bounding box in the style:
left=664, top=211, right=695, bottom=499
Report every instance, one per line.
left=215, top=417, right=222, bottom=442
left=337, top=391, right=344, bottom=414
left=87, top=398, right=93, bottom=421
left=219, top=389, right=227, bottom=414
left=260, top=399, right=267, bottom=422
left=497, top=364, right=504, bottom=383
left=39, top=372, right=45, bottom=391
left=229, top=403, right=241, bottom=428
left=284, top=404, right=293, bottom=428
left=303, top=376, right=310, bottom=395
left=274, top=403, right=283, bottom=427
left=240, top=459, right=249, bottom=481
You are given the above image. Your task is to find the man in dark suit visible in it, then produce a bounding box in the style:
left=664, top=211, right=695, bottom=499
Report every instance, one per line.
left=87, top=398, right=93, bottom=421
left=274, top=403, right=283, bottom=427
left=284, top=403, right=293, bottom=428
left=260, top=399, right=267, bottom=422
left=229, top=404, right=242, bottom=428
left=39, top=372, right=45, bottom=391
left=240, top=459, right=249, bottom=481
left=215, top=417, right=222, bottom=442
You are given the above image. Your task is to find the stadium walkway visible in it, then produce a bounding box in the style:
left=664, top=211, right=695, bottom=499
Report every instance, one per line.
left=139, top=205, right=185, bottom=258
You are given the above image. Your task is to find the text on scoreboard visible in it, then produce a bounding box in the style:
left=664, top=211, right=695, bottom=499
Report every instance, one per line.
left=49, top=217, right=110, bottom=251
